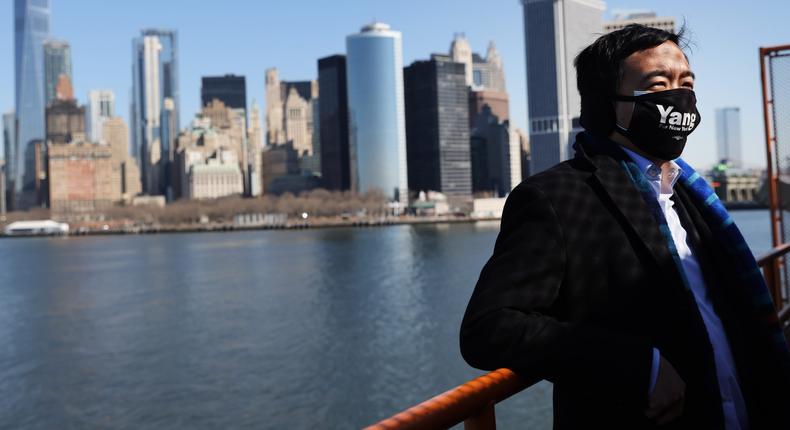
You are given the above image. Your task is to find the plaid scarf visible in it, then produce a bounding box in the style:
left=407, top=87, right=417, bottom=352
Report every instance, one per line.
left=618, top=154, right=790, bottom=366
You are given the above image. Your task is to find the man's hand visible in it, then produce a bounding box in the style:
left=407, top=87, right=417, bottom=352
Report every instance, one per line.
left=645, top=355, right=686, bottom=425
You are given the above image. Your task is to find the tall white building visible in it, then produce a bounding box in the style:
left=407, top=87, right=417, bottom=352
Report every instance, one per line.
left=520, top=0, right=604, bottom=175
left=716, top=107, right=742, bottom=168
left=86, top=90, right=115, bottom=143
left=346, top=22, right=409, bottom=206
left=248, top=100, right=263, bottom=196
left=509, top=128, right=524, bottom=191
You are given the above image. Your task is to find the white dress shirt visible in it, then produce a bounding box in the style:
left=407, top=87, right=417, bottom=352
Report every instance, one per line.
left=622, top=147, right=749, bottom=429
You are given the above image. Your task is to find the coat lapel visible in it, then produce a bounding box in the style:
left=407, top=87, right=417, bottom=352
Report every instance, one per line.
left=575, top=139, right=677, bottom=275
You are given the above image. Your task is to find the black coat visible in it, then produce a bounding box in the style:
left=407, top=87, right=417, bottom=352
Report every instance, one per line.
left=459, top=134, right=790, bottom=429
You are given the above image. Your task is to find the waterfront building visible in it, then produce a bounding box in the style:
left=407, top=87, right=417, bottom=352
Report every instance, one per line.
left=508, top=127, right=524, bottom=189
left=404, top=55, right=472, bottom=198
left=3, top=111, right=17, bottom=207
left=86, top=90, right=115, bottom=143
left=187, top=150, right=244, bottom=200
left=260, top=143, right=320, bottom=195
left=514, top=127, right=531, bottom=181
left=284, top=81, right=317, bottom=158
left=103, top=116, right=142, bottom=200
left=264, top=68, right=319, bottom=173
left=716, top=107, right=743, bottom=168
left=470, top=106, right=519, bottom=197
left=131, top=28, right=179, bottom=196
left=450, top=34, right=474, bottom=87
left=346, top=22, right=409, bottom=206
left=0, top=159, right=5, bottom=214
left=265, top=68, right=285, bottom=145
left=472, top=42, right=506, bottom=92
left=46, top=99, right=85, bottom=145
left=520, top=0, right=604, bottom=174
left=47, top=140, right=118, bottom=213
left=449, top=35, right=506, bottom=93
left=43, top=39, right=71, bottom=106
left=201, top=74, right=246, bottom=111
left=603, top=10, right=675, bottom=33
left=469, top=90, right=509, bottom=126
left=248, top=101, right=263, bottom=196
left=173, top=109, right=251, bottom=200
left=318, top=55, right=351, bottom=191
left=14, top=0, right=51, bottom=209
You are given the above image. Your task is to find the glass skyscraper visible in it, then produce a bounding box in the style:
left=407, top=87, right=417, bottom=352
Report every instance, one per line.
left=43, top=39, right=72, bottom=106
left=346, top=22, right=408, bottom=206
left=131, top=28, right=179, bottom=195
left=13, top=0, right=51, bottom=209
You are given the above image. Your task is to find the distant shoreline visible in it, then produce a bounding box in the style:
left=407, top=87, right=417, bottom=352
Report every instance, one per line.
left=0, top=216, right=503, bottom=239
left=1, top=204, right=767, bottom=239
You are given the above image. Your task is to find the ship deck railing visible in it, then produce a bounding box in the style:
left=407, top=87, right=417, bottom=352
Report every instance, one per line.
left=365, top=244, right=790, bottom=430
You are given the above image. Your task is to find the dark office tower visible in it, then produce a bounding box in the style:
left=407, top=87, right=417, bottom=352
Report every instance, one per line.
left=318, top=55, right=350, bottom=191
left=404, top=55, right=471, bottom=198
left=201, top=74, right=247, bottom=110
left=470, top=106, right=513, bottom=197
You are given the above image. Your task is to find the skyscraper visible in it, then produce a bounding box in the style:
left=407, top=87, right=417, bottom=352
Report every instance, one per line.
left=43, top=39, right=72, bottom=106
left=404, top=55, right=472, bottom=197
left=346, top=22, right=409, bottom=206
left=14, top=0, right=51, bottom=209
left=716, top=107, right=743, bottom=168
left=604, top=10, right=675, bottom=33
left=318, top=55, right=351, bottom=191
left=248, top=100, right=263, bottom=196
left=520, top=0, right=604, bottom=174
left=264, top=68, right=320, bottom=179
left=450, top=34, right=474, bottom=87
left=472, top=42, right=506, bottom=92
left=131, top=28, right=179, bottom=195
left=201, top=74, right=247, bottom=111
left=2, top=112, right=15, bottom=208
left=86, top=90, right=115, bottom=143
left=470, top=106, right=518, bottom=197
left=265, top=68, right=285, bottom=145
left=46, top=99, right=85, bottom=145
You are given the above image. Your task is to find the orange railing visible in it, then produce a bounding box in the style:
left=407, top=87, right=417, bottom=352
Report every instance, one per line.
left=364, top=368, right=533, bottom=430
left=365, top=246, right=790, bottom=430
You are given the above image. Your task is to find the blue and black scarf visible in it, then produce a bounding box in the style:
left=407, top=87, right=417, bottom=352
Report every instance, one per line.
left=578, top=131, right=789, bottom=366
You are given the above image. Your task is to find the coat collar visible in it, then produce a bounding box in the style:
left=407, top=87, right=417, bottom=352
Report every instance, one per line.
left=573, top=132, right=677, bottom=274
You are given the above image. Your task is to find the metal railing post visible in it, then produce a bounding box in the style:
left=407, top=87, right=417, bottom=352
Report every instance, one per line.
left=463, top=402, right=496, bottom=430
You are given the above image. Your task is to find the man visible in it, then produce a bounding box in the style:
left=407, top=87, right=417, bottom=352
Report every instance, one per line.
left=460, top=25, right=790, bottom=429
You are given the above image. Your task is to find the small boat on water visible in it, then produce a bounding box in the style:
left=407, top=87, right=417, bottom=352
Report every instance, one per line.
left=3, top=220, right=70, bottom=237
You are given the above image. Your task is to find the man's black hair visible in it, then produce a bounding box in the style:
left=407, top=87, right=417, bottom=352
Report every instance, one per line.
left=574, top=24, right=687, bottom=137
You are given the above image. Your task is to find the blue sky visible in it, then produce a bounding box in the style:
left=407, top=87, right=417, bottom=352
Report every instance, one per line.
left=1, top=0, right=788, bottom=169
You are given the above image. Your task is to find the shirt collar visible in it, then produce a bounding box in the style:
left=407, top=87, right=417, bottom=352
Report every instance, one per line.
left=620, top=147, right=682, bottom=195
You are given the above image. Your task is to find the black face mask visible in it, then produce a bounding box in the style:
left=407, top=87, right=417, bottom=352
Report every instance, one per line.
left=614, top=88, right=701, bottom=160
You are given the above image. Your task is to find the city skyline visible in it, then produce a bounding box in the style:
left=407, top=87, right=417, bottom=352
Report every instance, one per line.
left=1, top=0, right=789, bottom=172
